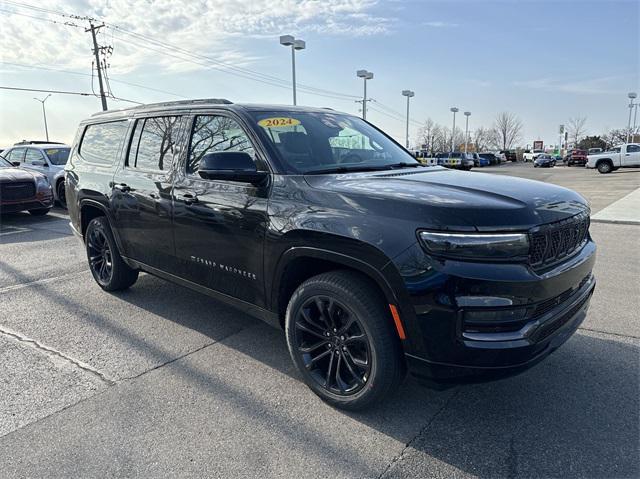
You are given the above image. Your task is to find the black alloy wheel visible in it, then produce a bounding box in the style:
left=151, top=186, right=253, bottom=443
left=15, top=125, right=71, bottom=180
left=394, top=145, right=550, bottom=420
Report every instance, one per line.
left=285, top=271, right=406, bottom=410
left=87, top=222, right=114, bottom=286
left=85, top=216, right=138, bottom=291
left=293, top=296, right=371, bottom=396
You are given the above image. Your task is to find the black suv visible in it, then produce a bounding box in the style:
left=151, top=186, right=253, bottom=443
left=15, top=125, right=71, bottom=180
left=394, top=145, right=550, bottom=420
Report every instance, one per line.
left=66, top=99, right=596, bottom=410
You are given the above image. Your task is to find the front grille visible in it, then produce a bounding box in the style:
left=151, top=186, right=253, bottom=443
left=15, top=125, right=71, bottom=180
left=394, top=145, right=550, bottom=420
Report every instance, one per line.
left=534, top=289, right=593, bottom=342
left=531, top=275, right=591, bottom=319
left=529, top=213, right=590, bottom=268
left=0, top=181, right=36, bottom=201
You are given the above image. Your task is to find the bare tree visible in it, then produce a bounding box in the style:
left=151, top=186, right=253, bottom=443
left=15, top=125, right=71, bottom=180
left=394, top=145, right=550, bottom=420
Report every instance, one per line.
left=417, top=118, right=439, bottom=155
left=567, top=116, right=587, bottom=148
left=472, top=127, right=491, bottom=152
left=489, top=112, right=523, bottom=151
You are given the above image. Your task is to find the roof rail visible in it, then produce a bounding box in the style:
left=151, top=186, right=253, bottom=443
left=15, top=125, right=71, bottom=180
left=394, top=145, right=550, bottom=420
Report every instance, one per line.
left=14, top=140, right=65, bottom=145
left=92, top=98, right=233, bottom=116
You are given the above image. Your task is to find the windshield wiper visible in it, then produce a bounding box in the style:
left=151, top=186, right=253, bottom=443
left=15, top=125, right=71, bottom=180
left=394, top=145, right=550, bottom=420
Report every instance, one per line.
left=386, top=162, right=423, bottom=169
left=304, top=165, right=395, bottom=175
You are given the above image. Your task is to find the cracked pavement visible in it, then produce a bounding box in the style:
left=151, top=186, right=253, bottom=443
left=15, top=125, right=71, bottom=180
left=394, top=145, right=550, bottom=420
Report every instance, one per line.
left=0, top=165, right=639, bottom=478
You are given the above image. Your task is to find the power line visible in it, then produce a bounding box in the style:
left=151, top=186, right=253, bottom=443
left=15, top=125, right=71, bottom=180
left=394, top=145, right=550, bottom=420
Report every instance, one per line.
left=0, top=61, right=187, bottom=98
left=0, top=85, right=142, bottom=104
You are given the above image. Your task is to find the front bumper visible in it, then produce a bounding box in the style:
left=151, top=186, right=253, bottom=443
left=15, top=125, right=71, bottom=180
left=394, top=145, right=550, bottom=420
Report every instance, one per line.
left=0, top=196, right=54, bottom=213
left=385, top=239, right=596, bottom=384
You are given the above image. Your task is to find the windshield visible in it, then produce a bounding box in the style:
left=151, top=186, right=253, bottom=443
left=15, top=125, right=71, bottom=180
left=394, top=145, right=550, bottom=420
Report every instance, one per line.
left=44, top=147, right=70, bottom=165
left=0, top=155, right=12, bottom=168
left=249, top=111, right=419, bottom=174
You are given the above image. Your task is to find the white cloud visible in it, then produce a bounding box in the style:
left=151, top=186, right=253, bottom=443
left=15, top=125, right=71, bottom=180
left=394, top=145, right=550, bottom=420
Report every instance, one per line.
left=514, top=75, right=630, bottom=95
left=0, top=0, right=394, bottom=74
left=422, top=21, right=459, bottom=28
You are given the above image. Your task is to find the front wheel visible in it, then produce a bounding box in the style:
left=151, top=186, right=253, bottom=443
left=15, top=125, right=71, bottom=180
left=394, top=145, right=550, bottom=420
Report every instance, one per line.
left=285, top=271, right=405, bottom=410
left=56, top=180, right=67, bottom=208
left=86, top=216, right=138, bottom=291
left=597, top=161, right=613, bottom=174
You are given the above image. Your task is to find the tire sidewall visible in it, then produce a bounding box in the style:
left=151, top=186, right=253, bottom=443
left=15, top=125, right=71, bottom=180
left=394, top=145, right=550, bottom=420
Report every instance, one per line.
left=285, top=281, right=383, bottom=405
left=86, top=217, right=115, bottom=289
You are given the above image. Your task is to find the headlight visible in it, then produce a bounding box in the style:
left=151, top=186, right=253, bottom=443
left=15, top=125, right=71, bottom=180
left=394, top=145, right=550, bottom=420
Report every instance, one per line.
left=35, top=176, right=50, bottom=190
left=418, top=231, right=529, bottom=260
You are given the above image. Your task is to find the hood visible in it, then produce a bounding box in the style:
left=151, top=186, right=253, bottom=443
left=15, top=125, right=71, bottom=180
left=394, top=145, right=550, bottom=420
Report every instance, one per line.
left=0, top=167, right=41, bottom=183
left=304, top=167, right=589, bottom=231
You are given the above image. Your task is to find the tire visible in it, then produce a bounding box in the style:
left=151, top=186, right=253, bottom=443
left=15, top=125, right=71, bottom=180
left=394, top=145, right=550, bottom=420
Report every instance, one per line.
left=85, top=216, right=138, bottom=291
left=597, top=161, right=613, bottom=174
left=285, top=270, right=406, bottom=410
left=28, top=208, right=50, bottom=216
left=56, top=180, right=67, bottom=208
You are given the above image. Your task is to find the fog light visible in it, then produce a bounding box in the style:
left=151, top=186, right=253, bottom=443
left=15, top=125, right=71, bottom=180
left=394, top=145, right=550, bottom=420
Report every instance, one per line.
left=465, top=308, right=527, bottom=323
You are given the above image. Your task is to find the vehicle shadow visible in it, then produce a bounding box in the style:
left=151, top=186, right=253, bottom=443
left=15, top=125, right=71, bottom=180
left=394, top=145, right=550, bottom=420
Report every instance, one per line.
left=2, top=261, right=637, bottom=478
left=110, top=274, right=639, bottom=478
left=0, top=211, right=71, bottom=244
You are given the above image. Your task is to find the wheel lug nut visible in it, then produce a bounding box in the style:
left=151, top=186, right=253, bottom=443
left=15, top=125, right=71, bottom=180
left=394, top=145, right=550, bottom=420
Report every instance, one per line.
left=327, top=344, right=332, bottom=349
left=340, top=336, right=345, bottom=340
left=335, top=350, right=339, bottom=355
left=342, top=346, right=347, bottom=351
left=333, top=328, right=337, bottom=332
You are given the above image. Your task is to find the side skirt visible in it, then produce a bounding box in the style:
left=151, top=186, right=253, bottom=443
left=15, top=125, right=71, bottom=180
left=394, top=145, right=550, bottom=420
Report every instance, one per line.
left=124, top=258, right=281, bottom=329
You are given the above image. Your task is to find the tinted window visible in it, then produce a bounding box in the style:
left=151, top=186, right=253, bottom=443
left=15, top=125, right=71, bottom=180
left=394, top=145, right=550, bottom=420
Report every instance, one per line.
left=44, top=148, right=70, bottom=165
left=188, top=115, right=255, bottom=174
left=25, top=148, right=45, bottom=163
left=128, top=116, right=183, bottom=171
left=627, top=145, right=640, bottom=152
left=6, top=148, right=25, bottom=163
left=80, top=121, right=128, bottom=165
left=0, top=155, right=12, bottom=168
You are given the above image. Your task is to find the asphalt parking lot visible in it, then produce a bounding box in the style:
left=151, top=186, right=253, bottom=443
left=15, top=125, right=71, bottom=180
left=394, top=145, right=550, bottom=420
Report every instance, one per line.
left=1, top=163, right=638, bottom=478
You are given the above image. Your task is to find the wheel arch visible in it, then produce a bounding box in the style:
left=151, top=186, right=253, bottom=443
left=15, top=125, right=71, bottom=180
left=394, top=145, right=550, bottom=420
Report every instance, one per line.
left=79, top=199, right=127, bottom=257
left=271, top=246, right=401, bottom=330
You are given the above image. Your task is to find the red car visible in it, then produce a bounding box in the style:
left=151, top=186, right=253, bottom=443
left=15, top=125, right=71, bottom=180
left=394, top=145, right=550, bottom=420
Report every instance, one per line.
left=0, top=154, right=54, bottom=215
left=567, top=149, right=588, bottom=166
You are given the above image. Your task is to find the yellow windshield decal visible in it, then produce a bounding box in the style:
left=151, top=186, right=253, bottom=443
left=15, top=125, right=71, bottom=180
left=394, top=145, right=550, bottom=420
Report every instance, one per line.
left=45, top=149, right=60, bottom=155
left=258, top=117, right=301, bottom=128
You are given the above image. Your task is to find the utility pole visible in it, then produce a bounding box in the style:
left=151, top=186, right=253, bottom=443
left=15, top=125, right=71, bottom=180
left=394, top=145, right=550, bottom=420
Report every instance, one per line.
left=86, top=22, right=108, bottom=111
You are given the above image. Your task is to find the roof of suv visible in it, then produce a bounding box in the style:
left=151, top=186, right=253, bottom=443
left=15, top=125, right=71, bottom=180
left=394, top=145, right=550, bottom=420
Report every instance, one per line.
left=8, top=143, right=70, bottom=149
left=88, top=99, right=340, bottom=121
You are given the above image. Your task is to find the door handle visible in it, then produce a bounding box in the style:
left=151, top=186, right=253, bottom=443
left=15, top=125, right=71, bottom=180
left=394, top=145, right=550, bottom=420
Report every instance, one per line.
left=111, top=182, right=131, bottom=193
left=181, top=192, right=199, bottom=205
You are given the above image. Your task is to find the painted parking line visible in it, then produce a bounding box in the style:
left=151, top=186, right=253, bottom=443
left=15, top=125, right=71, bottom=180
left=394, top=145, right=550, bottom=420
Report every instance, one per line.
left=0, top=226, right=32, bottom=237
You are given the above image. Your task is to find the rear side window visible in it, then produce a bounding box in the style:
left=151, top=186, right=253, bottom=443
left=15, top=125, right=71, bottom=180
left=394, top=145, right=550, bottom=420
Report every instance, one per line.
left=80, top=121, right=128, bottom=165
left=6, top=148, right=26, bottom=163
left=25, top=148, right=45, bottom=163
left=127, top=116, right=183, bottom=171
left=627, top=145, right=640, bottom=153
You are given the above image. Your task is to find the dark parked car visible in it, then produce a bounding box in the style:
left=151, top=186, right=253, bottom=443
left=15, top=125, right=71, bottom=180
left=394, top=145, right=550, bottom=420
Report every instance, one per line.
left=66, top=100, right=596, bottom=410
left=500, top=150, right=517, bottom=162
left=0, top=154, right=53, bottom=215
left=567, top=149, right=588, bottom=166
left=533, top=154, right=556, bottom=168
left=479, top=152, right=499, bottom=165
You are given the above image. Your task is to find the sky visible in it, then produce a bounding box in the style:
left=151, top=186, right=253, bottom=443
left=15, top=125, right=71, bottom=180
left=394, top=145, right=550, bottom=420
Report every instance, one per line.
left=0, top=0, right=638, bottom=149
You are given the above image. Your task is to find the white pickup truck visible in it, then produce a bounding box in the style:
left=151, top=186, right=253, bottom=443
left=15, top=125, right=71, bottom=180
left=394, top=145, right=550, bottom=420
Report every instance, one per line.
left=522, top=149, right=544, bottom=162
left=586, top=143, right=640, bottom=173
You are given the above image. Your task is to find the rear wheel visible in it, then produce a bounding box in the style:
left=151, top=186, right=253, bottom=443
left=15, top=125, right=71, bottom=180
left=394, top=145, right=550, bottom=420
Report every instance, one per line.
left=86, top=216, right=138, bottom=291
left=285, top=270, right=405, bottom=410
left=597, top=161, right=613, bottom=174
left=56, top=180, right=67, bottom=208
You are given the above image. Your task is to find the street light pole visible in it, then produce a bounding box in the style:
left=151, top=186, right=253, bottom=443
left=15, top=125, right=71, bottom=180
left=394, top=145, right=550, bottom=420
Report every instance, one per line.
left=464, top=111, right=471, bottom=155
left=402, top=90, right=415, bottom=148
left=280, top=35, right=306, bottom=106
left=627, top=92, right=637, bottom=142
left=450, top=107, right=459, bottom=152
left=33, top=94, right=51, bottom=142
left=357, top=70, right=374, bottom=120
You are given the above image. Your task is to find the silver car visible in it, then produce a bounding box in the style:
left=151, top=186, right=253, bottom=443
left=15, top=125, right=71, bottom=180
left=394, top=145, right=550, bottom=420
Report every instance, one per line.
left=2, top=142, right=70, bottom=207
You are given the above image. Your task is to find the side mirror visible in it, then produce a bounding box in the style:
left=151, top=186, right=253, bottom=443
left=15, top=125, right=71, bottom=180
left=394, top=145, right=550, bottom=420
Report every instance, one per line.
left=197, top=151, right=268, bottom=186
left=11, top=161, right=20, bottom=167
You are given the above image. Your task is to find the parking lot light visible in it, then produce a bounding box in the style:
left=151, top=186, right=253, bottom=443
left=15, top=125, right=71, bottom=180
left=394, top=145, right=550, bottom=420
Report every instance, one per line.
left=450, top=107, right=459, bottom=152
left=280, top=35, right=306, bottom=105
left=402, top=90, right=415, bottom=148
left=627, top=92, right=637, bottom=142
left=33, top=94, right=51, bottom=142
left=357, top=70, right=374, bottom=120
left=464, top=111, right=471, bottom=155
